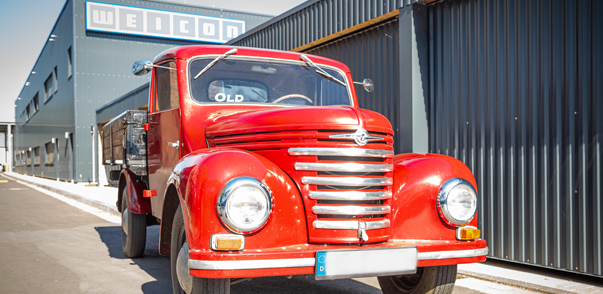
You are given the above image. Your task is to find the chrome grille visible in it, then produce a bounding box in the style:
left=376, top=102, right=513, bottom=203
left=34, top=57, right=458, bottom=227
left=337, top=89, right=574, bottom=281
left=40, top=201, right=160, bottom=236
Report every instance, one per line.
left=288, top=147, right=394, bottom=234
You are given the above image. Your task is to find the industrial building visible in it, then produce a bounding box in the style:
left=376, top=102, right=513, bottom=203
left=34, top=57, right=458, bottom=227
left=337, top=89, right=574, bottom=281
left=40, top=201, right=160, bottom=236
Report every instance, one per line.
left=12, top=0, right=271, bottom=182
left=224, top=0, right=603, bottom=278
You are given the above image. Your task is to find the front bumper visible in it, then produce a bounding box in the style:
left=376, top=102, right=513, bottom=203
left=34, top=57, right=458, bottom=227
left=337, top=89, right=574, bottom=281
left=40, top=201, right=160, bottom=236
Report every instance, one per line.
left=188, top=239, right=487, bottom=279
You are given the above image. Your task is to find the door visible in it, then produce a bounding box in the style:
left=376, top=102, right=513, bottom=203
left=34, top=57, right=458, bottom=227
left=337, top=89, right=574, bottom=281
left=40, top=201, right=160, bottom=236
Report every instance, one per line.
left=147, top=60, right=180, bottom=218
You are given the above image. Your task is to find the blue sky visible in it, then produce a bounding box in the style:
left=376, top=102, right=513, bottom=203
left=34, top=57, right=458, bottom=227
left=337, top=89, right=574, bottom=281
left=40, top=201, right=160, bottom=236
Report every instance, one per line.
left=0, top=0, right=305, bottom=123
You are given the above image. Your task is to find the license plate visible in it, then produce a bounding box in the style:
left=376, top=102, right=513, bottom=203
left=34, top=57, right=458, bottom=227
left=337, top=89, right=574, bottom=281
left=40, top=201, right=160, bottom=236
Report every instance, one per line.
left=315, top=247, right=417, bottom=280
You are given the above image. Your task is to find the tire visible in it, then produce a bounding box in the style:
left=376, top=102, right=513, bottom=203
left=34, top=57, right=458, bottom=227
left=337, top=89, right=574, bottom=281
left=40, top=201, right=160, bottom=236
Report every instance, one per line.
left=378, top=265, right=457, bottom=294
left=121, top=188, right=147, bottom=258
left=171, top=204, right=230, bottom=294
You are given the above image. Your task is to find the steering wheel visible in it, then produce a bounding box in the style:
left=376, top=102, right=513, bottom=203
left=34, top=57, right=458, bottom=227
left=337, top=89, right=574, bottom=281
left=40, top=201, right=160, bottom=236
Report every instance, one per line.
left=272, top=94, right=313, bottom=104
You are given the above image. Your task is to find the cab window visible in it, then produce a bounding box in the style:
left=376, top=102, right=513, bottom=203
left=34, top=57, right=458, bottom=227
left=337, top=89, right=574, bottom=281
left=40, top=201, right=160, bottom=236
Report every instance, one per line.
left=154, top=61, right=179, bottom=112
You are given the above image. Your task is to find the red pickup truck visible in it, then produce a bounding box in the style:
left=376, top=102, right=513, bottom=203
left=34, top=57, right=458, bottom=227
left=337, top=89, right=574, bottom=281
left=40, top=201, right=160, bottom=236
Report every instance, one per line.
left=102, top=45, right=487, bottom=294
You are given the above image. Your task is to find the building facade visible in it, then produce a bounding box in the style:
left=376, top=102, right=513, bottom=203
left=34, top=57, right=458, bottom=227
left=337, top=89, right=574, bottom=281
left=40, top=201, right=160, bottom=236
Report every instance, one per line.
left=228, top=0, right=603, bottom=278
left=13, top=0, right=271, bottom=182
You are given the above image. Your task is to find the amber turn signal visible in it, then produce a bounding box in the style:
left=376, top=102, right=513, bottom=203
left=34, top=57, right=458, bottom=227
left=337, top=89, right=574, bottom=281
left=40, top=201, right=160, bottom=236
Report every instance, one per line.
left=211, top=234, right=245, bottom=251
left=456, top=226, right=481, bottom=241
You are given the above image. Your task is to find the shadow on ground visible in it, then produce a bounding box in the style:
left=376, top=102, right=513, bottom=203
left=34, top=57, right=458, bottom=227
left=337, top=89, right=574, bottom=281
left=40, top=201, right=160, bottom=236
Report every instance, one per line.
left=95, top=226, right=382, bottom=294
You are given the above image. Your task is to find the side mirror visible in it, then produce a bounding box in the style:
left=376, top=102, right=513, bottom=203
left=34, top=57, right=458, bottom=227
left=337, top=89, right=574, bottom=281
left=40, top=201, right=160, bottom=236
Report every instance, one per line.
left=132, top=60, right=153, bottom=76
left=354, top=78, right=374, bottom=92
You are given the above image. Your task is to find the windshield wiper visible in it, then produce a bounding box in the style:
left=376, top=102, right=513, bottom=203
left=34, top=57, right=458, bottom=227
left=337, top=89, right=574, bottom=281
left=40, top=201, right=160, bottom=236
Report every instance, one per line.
left=300, top=54, right=346, bottom=86
left=194, top=48, right=238, bottom=80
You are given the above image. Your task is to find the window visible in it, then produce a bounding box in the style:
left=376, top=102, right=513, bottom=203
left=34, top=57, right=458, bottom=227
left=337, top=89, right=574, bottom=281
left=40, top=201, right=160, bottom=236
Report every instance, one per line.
left=154, top=61, right=179, bottom=112
left=67, top=47, right=73, bottom=77
left=27, top=150, right=32, bottom=166
left=26, top=105, right=31, bottom=120
left=32, top=93, right=39, bottom=113
left=33, top=147, right=40, bottom=166
left=54, top=66, right=58, bottom=92
left=45, top=141, right=55, bottom=165
left=15, top=153, right=21, bottom=167
left=44, top=73, right=54, bottom=101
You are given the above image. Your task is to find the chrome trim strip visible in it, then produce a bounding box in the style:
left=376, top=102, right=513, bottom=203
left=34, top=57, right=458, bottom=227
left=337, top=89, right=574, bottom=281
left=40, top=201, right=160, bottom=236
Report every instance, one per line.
left=309, top=191, right=392, bottom=201
left=302, top=176, right=392, bottom=186
left=312, top=205, right=391, bottom=215
left=288, top=147, right=394, bottom=158
left=313, top=219, right=390, bottom=230
left=417, top=247, right=489, bottom=260
left=295, top=162, right=393, bottom=172
left=189, top=258, right=315, bottom=270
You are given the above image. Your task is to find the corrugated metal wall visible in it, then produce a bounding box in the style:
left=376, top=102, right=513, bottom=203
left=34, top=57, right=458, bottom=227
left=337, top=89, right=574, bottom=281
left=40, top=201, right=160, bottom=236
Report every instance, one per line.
left=305, top=19, right=403, bottom=153
left=427, top=0, right=603, bottom=276
left=230, top=0, right=418, bottom=51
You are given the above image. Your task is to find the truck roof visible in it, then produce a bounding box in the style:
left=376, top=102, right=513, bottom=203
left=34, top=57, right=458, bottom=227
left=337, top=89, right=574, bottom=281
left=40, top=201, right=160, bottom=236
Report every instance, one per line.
left=153, top=45, right=351, bottom=73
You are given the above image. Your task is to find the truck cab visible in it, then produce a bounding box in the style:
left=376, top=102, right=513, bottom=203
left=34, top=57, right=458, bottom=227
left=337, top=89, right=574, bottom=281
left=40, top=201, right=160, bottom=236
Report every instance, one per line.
left=104, top=45, right=487, bottom=294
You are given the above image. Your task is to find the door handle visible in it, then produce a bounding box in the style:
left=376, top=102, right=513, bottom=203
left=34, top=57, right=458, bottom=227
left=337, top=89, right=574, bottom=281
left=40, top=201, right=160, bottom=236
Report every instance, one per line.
left=167, top=140, right=179, bottom=150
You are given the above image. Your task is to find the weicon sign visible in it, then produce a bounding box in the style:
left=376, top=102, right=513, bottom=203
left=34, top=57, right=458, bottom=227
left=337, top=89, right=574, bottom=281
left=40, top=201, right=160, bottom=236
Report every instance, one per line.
left=85, top=1, right=246, bottom=43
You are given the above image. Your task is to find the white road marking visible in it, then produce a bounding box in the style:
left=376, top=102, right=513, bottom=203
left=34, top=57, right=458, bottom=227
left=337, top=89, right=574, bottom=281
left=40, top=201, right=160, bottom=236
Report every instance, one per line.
left=17, top=181, right=120, bottom=224
left=455, top=277, right=538, bottom=294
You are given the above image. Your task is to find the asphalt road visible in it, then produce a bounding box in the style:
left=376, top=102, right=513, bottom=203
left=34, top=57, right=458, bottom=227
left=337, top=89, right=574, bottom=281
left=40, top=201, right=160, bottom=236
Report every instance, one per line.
left=0, top=175, right=493, bottom=294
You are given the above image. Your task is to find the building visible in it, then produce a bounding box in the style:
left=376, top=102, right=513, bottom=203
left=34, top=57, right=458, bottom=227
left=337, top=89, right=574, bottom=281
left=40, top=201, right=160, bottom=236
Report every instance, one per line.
left=13, top=0, right=271, bottom=182
left=227, top=0, right=603, bottom=278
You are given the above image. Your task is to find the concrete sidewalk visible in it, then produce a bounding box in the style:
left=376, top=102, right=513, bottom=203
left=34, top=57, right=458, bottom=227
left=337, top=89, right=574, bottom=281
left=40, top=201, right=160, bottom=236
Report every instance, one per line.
left=3, top=171, right=603, bottom=294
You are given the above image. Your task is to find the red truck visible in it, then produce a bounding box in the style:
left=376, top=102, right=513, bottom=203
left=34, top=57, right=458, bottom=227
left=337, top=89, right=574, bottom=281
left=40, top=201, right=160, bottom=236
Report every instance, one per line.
left=101, top=45, right=487, bottom=294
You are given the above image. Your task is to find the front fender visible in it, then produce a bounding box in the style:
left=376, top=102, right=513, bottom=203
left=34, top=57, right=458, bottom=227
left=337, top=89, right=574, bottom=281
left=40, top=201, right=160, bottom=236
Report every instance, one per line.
left=390, top=153, right=479, bottom=240
left=170, top=148, right=308, bottom=251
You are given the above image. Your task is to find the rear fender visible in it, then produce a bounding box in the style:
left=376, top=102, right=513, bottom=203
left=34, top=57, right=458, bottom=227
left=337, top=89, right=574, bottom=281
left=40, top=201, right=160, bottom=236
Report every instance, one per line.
left=165, top=148, right=307, bottom=252
left=117, top=169, right=151, bottom=214
left=390, top=153, right=479, bottom=240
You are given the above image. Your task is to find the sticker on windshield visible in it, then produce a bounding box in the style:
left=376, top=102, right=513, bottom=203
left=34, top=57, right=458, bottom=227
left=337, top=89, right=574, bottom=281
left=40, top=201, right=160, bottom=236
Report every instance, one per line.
left=215, top=93, right=244, bottom=102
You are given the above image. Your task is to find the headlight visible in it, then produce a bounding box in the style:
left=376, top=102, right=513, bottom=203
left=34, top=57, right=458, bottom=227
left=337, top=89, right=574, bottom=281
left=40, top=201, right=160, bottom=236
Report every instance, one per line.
left=217, top=177, right=272, bottom=234
left=436, top=178, right=478, bottom=227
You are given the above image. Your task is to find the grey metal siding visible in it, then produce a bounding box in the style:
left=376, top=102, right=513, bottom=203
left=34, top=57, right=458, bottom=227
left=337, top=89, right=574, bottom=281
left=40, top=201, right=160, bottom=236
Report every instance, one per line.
left=305, top=19, right=401, bottom=153
left=71, top=0, right=271, bottom=182
left=428, top=0, right=603, bottom=277
left=229, top=0, right=419, bottom=51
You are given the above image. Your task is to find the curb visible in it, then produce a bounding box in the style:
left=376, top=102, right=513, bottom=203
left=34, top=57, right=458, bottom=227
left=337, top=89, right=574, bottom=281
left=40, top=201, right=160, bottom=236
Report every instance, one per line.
left=457, top=269, right=576, bottom=294
left=4, top=173, right=120, bottom=217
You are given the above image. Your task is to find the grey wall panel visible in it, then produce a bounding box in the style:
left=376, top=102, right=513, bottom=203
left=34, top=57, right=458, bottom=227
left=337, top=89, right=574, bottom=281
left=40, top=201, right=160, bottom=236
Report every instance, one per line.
left=306, top=19, right=401, bottom=153
left=13, top=0, right=76, bottom=181
left=230, top=0, right=418, bottom=51
left=428, top=0, right=603, bottom=277
left=72, top=0, right=271, bottom=182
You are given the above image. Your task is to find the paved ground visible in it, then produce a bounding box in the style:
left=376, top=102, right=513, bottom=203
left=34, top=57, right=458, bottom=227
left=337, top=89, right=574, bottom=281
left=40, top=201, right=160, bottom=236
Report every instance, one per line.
left=2, top=172, right=603, bottom=294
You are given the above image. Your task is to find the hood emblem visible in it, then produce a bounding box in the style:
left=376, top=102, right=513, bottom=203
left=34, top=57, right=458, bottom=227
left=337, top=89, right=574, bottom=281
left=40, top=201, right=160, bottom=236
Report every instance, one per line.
left=329, top=128, right=383, bottom=146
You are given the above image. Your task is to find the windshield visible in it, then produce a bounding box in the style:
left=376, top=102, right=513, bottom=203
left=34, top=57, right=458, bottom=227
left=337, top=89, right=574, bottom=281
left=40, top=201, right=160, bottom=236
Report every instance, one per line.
left=188, top=58, right=351, bottom=106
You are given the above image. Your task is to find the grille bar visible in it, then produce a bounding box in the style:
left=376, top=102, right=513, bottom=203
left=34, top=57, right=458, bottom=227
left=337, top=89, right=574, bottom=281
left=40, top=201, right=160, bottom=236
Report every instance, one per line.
left=313, top=220, right=391, bottom=230
left=288, top=147, right=394, bottom=158
left=312, top=205, right=390, bottom=215
left=295, top=162, right=393, bottom=172
left=302, top=176, right=392, bottom=186
left=309, top=191, right=392, bottom=201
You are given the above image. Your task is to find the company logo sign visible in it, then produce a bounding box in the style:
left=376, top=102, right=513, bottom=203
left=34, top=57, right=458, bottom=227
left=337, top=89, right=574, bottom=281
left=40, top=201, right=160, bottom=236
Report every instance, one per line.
left=86, top=1, right=246, bottom=43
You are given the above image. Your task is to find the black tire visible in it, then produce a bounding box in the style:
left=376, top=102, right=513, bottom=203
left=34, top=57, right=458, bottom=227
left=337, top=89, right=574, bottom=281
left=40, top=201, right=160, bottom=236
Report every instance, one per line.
left=171, top=204, right=230, bottom=294
left=378, top=265, right=457, bottom=294
left=121, top=188, right=147, bottom=258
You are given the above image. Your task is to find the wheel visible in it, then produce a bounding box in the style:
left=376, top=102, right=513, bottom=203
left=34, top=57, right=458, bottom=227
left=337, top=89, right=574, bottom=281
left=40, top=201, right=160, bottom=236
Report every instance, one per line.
left=272, top=94, right=313, bottom=104
left=121, top=188, right=147, bottom=258
left=171, top=204, right=230, bottom=294
left=377, top=265, right=457, bottom=294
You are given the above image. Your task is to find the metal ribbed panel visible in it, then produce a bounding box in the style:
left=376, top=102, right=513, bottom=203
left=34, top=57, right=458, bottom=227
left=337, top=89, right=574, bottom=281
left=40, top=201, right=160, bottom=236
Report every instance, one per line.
left=306, top=20, right=401, bottom=153
left=229, top=0, right=415, bottom=51
left=428, top=0, right=603, bottom=277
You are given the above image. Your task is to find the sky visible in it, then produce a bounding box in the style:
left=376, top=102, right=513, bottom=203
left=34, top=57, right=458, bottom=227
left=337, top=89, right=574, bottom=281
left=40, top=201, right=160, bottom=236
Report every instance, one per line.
left=0, top=0, right=306, bottom=123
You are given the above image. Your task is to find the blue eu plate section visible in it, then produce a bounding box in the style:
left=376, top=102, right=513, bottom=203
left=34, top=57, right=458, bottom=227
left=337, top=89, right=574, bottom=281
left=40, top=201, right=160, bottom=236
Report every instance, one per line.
left=316, top=252, right=327, bottom=277
left=314, top=247, right=418, bottom=280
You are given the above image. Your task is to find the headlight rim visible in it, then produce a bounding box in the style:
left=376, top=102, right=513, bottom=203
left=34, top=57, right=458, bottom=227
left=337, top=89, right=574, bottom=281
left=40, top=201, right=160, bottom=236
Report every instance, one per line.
left=436, top=178, right=478, bottom=227
left=216, top=177, right=272, bottom=234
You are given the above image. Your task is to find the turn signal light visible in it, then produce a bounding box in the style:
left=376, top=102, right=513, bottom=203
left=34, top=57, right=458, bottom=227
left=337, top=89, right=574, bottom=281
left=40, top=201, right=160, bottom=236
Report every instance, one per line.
left=456, top=226, right=481, bottom=241
left=211, top=234, right=245, bottom=251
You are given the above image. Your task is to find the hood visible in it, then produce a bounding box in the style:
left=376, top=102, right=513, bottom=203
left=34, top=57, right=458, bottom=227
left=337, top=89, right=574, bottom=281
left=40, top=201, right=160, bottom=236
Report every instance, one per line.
left=205, top=106, right=392, bottom=138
